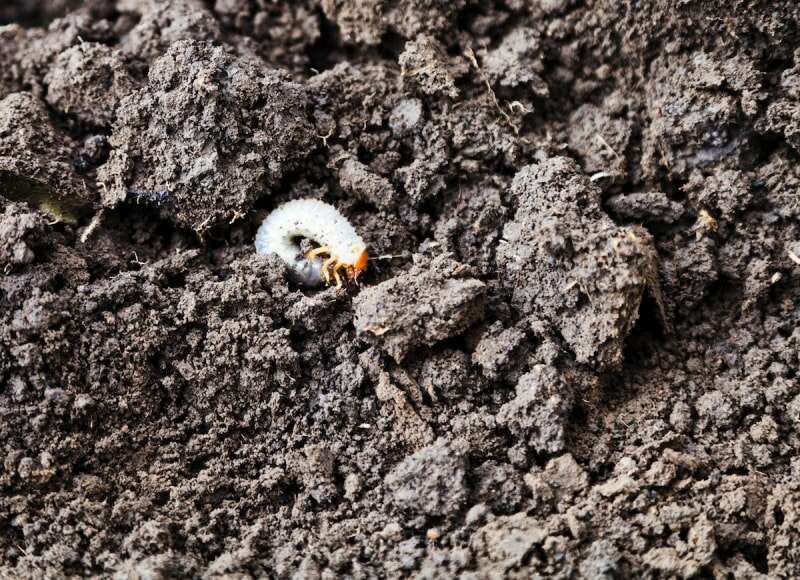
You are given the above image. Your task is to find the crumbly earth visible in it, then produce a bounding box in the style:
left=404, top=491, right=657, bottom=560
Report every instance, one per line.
left=1, top=1, right=800, bottom=578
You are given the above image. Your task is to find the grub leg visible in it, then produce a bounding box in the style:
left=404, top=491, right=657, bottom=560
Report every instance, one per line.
left=306, top=245, right=331, bottom=259
left=322, top=256, right=337, bottom=284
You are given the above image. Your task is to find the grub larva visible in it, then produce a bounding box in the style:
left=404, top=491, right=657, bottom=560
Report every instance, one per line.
left=255, top=199, right=368, bottom=287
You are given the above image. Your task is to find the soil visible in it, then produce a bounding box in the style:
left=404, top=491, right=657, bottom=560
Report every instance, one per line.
left=1, top=1, right=800, bottom=578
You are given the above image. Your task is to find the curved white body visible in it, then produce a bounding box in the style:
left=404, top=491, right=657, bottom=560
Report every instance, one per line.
left=255, top=199, right=366, bottom=286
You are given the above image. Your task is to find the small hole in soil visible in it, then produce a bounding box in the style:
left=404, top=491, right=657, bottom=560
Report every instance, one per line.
left=209, top=486, right=233, bottom=504
left=622, top=293, right=664, bottom=367
left=378, top=30, right=407, bottom=60
left=280, top=479, right=302, bottom=508
left=307, top=11, right=344, bottom=73
left=153, top=490, right=170, bottom=507
left=718, top=540, right=769, bottom=574
left=568, top=401, right=587, bottom=427
left=188, top=456, right=209, bottom=474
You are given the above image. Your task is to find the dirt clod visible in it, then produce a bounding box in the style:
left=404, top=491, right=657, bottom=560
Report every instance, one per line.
left=385, top=437, right=469, bottom=517
left=498, top=157, right=659, bottom=369
left=98, top=39, right=315, bottom=229
left=354, top=254, right=487, bottom=363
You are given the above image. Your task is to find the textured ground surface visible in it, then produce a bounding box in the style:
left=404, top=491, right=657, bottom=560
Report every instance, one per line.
left=1, top=1, right=800, bottom=578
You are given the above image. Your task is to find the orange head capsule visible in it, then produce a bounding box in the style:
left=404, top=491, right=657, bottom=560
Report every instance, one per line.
left=352, top=248, right=368, bottom=280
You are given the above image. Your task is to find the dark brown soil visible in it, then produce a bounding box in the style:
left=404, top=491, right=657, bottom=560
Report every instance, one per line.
left=2, top=1, right=800, bottom=578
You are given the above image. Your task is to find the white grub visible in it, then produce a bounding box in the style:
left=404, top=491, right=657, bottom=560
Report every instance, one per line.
left=255, top=199, right=368, bottom=287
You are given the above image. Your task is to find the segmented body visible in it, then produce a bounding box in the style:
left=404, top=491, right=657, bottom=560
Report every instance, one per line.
left=255, top=199, right=368, bottom=287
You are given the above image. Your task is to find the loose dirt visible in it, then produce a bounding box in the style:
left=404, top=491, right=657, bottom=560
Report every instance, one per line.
left=2, top=1, right=800, bottom=577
